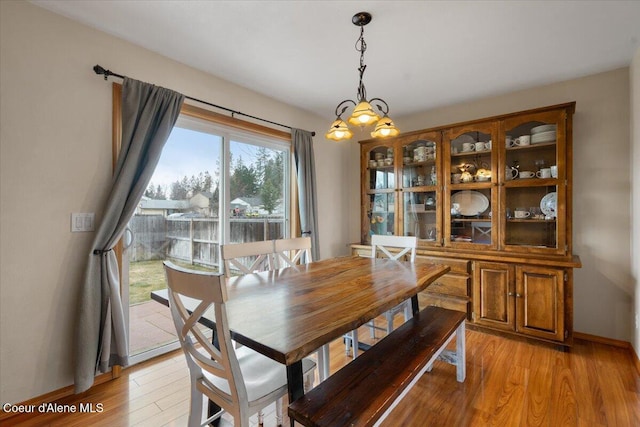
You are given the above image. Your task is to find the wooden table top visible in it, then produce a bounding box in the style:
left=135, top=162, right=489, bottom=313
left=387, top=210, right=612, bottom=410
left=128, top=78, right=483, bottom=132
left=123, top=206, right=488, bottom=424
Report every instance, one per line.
left=221, top=256, right=449, bottom=365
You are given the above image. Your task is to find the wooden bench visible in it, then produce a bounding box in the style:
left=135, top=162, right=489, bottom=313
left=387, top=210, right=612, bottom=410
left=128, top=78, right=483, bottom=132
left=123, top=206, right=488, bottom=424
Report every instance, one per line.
left=288, top=306, right=466, bottom=427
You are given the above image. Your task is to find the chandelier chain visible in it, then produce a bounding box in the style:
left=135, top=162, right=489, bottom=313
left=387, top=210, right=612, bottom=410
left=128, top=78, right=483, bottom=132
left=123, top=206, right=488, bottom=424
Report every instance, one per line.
left=356, top=25, right=367, bottom=102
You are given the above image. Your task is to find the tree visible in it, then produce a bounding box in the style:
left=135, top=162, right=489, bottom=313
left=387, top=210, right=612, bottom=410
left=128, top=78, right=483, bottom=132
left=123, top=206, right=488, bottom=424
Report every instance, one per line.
left=144, top=182, right=156, bottom=199
left=144, top=182, right=166, bottom=199
left=169, top=176, right=189, bottom=200
left=154, top=184, right=166, bottom=200
left=261, top=179, right=279, bottom=214
left=255, top=147, right=270, bottom=184
left=168, top=171, right=217, bottom=200
left=259, top=151, right=284, bottom=214
left=229, top=157, right=258, bottom=200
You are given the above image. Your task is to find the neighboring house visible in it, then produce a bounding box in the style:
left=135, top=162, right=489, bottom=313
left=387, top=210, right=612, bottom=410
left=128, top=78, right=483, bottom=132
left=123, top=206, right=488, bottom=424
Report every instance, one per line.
left=230, top=196, right=285, bottom=216
left=137, top=192, right=214, bottom=217
left=136, top=197, right=190, bottom=216
left=189, top=191, right=214, bottom=216
left=231, top=197, right=263, bottom=215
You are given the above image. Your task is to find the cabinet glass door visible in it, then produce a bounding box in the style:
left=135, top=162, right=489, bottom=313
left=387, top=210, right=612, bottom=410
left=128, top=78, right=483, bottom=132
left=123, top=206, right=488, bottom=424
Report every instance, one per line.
left=368, top=193, right=395, bottom=236
left=364, top=144, right=396, bottom=240
left=502, top=110, right=566, bottom=255
left=445, top=122, right=497, bottom=248
left=403, top=191, right=437, bottom=241
left=400, top=135, right=440, bottom=244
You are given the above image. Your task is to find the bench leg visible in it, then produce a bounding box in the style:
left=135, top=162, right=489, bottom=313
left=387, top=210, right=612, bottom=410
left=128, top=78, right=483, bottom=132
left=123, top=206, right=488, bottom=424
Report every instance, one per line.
left=455, top=322, right=466, bottom=382
left=424, top=322, right=466, bottom=382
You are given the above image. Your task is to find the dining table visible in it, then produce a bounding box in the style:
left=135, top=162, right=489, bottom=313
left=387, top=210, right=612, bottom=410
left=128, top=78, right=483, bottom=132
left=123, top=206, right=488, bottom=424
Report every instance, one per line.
left=151, top=255, right=449, bottom=407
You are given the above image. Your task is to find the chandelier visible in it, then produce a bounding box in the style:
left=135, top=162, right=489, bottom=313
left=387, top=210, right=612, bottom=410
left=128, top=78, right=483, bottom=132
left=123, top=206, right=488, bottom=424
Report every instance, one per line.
left=325, top=12, right=400, bottom=142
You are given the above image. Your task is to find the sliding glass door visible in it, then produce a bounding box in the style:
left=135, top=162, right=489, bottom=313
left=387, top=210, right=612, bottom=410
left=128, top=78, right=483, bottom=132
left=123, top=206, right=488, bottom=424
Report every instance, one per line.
left=122, top=113, right=291, bottom=364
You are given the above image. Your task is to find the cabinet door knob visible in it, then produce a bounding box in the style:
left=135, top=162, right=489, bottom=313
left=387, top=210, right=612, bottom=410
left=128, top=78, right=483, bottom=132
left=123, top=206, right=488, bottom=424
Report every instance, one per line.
left=516, top=293, right=522, bottom=298
left=508, top=292, right=514, bottom=297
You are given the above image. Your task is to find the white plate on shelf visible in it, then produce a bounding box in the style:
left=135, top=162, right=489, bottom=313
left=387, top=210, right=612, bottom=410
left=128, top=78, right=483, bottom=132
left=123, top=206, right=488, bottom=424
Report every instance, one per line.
left=451, top=191, right=489, bottom=216
left=531, top=130, right=556, bottom=144
left=531, top=124, right=556, bottom=134
left=540, top=192, right=557, bottom=217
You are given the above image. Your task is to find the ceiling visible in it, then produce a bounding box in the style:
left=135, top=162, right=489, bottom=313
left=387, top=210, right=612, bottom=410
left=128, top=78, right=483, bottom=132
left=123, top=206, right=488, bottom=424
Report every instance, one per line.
left=31, top=1, right=640, bottom=121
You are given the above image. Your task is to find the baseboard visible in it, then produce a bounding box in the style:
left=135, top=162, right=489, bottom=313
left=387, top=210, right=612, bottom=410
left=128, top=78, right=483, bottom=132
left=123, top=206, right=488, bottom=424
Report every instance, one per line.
left=574, top=331, right=640, bottom=375
left=573, top=331, right=630, bottom=348
left=0, top=371, right=114, bottom=423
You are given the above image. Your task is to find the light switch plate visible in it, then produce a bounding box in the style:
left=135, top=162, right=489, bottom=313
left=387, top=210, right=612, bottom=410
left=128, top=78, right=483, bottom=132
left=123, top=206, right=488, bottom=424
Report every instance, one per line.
left=71, top=213, right=95, bottom=232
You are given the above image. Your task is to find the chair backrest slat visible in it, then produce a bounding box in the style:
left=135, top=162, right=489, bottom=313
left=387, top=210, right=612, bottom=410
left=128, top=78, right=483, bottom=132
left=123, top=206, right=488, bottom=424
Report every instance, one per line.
left=371, top=235, right=417, bottom=262
left=274, top=237, right=312, bottom=268
left=221, top=240, right=275, bottom=277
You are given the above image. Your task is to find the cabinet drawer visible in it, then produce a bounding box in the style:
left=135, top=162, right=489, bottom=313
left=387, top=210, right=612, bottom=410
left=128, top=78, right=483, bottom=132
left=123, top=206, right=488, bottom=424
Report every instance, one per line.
left=426, top=273, right=469, bottom=297
left=419, top=292, right=469, bottom=315
left=417, top=256, right=470, bottom=275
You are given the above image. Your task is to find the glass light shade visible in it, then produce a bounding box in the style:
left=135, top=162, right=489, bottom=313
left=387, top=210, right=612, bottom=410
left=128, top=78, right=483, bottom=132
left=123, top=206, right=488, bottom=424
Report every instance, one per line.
left=347, top=100, right=380, bottom=127
left=370, top=116, right=400, bottom=138
left=325, top=118, right=353, bottom=141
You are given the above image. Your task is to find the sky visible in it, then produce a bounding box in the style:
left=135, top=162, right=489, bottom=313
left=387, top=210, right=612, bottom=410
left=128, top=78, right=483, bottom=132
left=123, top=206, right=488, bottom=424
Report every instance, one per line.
left=151, top=127, right=221, bottom=189
left=150, top=125, right=281, bottom=196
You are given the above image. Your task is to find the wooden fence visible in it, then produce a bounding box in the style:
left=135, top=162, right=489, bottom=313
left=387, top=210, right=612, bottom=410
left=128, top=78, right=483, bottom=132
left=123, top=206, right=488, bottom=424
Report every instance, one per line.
left=127, top=215, right=285, bottom=268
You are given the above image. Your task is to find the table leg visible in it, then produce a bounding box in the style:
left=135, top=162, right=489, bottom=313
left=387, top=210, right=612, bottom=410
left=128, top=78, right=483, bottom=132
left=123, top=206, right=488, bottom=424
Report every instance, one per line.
left=286, top=361, right=304, bottom=427
left=411, top=295, right=419, bottom=316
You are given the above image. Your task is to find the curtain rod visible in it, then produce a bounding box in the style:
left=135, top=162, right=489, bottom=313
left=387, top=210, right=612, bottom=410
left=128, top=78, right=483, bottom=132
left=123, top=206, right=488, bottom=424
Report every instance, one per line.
left=93, top=65, right=315, bottom=137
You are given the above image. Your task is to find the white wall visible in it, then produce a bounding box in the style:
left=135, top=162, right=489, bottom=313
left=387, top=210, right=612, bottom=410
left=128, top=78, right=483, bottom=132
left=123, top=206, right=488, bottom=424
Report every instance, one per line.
left=631, top=47, right=640, bottom=358
left=0, top=1, right=352, bottom=403
left=378, top=68, right=633, bottom=344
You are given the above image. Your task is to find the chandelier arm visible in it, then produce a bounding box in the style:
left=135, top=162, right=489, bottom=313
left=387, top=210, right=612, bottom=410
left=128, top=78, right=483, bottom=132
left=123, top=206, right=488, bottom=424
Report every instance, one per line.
left=369, top=98, right=390, bottom=115
left=334, top=99, right=357, bottom=117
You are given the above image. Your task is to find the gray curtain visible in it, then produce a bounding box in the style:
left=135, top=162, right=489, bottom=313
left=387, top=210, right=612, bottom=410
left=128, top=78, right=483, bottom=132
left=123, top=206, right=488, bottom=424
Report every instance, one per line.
left=292, top=129, right=320, bottom=260
left=74, top=78, right=184, bottom=393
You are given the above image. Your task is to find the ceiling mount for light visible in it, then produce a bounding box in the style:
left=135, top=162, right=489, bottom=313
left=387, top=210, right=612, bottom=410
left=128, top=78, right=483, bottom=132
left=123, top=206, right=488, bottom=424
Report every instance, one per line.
left=325, top=12, right=400, bottom=142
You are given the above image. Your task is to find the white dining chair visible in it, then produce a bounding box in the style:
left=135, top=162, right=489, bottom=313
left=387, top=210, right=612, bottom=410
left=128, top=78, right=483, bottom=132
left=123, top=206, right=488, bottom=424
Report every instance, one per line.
left=220, top=240, right=279, bottom=423
left=221, top=240, right=275, bottom=277
left=163, top=261, right=316, bottom=427
left=273, top=236, right=312, bottom=268
left=273, top=237, right=330, bottom=382
left=344, top=234, right=418, bottom=358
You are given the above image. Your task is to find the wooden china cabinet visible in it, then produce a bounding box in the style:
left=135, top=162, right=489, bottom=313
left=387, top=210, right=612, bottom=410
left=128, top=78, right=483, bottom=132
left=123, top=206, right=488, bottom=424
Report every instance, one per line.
left=351, top=102, right=581, bottom=346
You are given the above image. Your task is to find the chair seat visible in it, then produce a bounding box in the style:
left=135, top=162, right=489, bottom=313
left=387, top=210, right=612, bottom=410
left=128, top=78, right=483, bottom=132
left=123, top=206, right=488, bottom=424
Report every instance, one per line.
left=204, top=346, right=316, bottom=403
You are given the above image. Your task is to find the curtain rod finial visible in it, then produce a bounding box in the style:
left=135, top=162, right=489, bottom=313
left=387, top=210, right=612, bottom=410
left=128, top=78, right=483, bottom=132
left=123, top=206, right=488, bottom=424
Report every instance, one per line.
left=93, top=65, right=109, bottom=80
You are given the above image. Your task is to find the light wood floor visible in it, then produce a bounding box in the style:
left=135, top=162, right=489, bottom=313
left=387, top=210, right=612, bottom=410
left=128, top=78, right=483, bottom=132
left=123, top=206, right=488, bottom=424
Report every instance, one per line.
left=6, top=325, right=639, bottom=427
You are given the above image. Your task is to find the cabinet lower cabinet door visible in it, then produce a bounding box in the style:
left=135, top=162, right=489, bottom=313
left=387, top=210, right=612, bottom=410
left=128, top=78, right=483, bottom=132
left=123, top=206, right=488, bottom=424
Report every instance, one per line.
left=473, top=262, right=514, bottom=331
left=516, top=266, right=565, bottom=341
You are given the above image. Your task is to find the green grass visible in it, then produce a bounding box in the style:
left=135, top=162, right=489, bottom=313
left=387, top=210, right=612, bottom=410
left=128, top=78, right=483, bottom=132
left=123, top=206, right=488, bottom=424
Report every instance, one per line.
left=128, top=259, right=218, bottom=305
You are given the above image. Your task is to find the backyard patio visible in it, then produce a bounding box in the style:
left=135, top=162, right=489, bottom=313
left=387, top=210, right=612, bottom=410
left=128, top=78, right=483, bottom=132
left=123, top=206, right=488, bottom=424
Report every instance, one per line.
left=129, top=299, right=176, bottom=355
